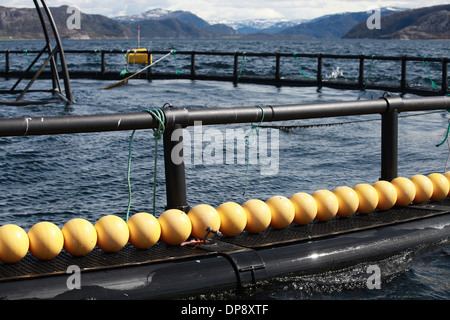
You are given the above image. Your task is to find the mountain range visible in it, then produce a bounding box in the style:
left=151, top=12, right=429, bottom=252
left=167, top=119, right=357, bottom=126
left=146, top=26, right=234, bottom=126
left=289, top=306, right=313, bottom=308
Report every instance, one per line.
left=0, top=5, right=448, bottom=40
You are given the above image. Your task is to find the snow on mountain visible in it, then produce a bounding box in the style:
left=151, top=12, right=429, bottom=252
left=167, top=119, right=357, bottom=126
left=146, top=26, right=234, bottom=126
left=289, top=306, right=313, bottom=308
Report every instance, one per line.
left=208, top=18, right=308, bottom=34
left=113, top=8, right=173, bottom=22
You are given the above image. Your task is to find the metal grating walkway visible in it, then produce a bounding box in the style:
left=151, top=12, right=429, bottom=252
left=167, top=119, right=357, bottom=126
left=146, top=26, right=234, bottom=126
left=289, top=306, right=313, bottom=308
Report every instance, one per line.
left=1, top=200, right=449, bottom=283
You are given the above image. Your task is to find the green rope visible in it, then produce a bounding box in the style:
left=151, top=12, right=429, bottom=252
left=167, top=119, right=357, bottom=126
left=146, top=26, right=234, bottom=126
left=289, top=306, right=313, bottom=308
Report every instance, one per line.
left=436, top=120, right=450, bottom=147
left=174, top=50, right=184, bottom=74
left=293, top=52, right=315, bottom=80
left=120, top=51, right=134, bottom=77
left=243, top=105, right=265, bottom=195
left=363, top=55, right=376, bottom=90
left=237, top=52, right=247, bottom=83
left=126, top=108, right=166, bottom=221
left=24, top=50, right=35, bottom=72
left=424, top=56, right=441, bottom=90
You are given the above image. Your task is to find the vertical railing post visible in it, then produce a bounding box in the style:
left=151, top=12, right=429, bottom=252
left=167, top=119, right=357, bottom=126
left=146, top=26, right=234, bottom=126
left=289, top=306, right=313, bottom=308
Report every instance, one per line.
left=317, top=53, right=323, bottom=90
left=401, top=55, right=407, bottom=93
left=5, top=51, right=10, bottom=75
left=233, top=51, right=239, bottom=85
left=359, top=55, right=365, bottom=89
left=191, top=52, right=196, bottom=80
left=101, top=51, right=106, bottom=74
left=275, top=52, right=281, bottom=83
left=442, top=57, right=448, bottom=95
left=163, top=123, right=190, bottom=213
left=381, top=98, right=399, bottom=181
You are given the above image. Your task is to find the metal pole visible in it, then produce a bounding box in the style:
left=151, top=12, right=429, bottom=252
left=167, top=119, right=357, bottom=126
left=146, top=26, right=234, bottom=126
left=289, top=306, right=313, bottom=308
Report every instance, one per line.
left=5, top=51, right=10, bottom=74
left=40, top=0, right=73, bottom=102
left=317, top=53, right=323, bottom=90
left=191, top=53, right=196, bottom=80
left=163, top=124, right=190, bottom=212
left=233, top=52, right=239, bottom=85
left=359, top=55, right=365, bottom=89
left=442, top=58, right=448, bottom=95
left=275, top=53, right=281, bottom=83
left=101, top=51, right=106, bottom=74
left=380, top=97, right=401, bottom=181
left=401, top=55, right=407, bottom=93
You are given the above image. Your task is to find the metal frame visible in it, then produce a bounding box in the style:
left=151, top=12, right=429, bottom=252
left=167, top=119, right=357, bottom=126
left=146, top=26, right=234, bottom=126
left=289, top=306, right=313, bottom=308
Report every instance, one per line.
left=1, top=95, right=449, bottom=211
left=0, top=0, right=73, bottom=106
left=1, top=50, right=448, bottom=97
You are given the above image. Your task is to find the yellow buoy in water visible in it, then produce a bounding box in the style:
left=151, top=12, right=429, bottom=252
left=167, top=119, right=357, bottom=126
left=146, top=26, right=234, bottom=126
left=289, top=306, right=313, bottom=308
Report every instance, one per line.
left=216, top=202, right=247, bottom=237
left=427, top=173, right=449, bottom=201
left=410, top=174, right=433, bottom=204
left=62, top=218, right=97, bottom=257
left=242, top=199, right=272, bottom=233
left=0, top=224, right=29, bottom=263
left=28, top=222, right=64, bottom=260
left=127, top=212, right=161, bottom=249
left=391, top=177, right=416, bottom=207
left=353, top=184, right=379, bottom=214
left=332, top=186, right=359, bottom=217
left=158, top=209, right=192, bottom=245
left=266, top=196, right=295, bottom=229
left=95, top=215, right=129, bottom=253
left=312, top=190, right=338, bottom=222
left=188, top=204, right=221, bottom=239
left=372, top=180, right=397, bottom=211
left=289, top=192, right=317, bottom=225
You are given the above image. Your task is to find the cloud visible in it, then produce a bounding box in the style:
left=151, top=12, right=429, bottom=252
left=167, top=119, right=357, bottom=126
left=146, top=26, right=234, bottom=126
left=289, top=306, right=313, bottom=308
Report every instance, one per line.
left=5, top=0, right=450, bottom=21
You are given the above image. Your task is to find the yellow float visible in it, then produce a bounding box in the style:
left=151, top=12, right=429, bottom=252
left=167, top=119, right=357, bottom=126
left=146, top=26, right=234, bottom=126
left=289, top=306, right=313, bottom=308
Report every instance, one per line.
left=216, top=202, right=247, bottom=237
left=188, top=204, right=221, bottom=239
left=158, top=209, right=192, bottom=245
left=28, top=222, right=64, bottom=261
left=372, top=180, right=397, bottom=211
left=353, top=184, right=379, bottom=214
left=312, top=190, right=339, bottom=222
left=127, top=212, right=161, bottom=249
left=391, top=177, right=416, bottom=207
left=0, top=224, right=29, bottom=264
left=333, top=186, right=359, bottom=217
left=62, top=218, right=97, bottom=257
left=95, top=215, right=129, bottom=253
left=242, top=199, right=272, bottom=233
left=427, top=173, right=449, bottom=201
left=409, top=174, right=433, bottom=204
left=289, top=192, right=317, bottom=225
left=266, top=196, right=295, bottom=229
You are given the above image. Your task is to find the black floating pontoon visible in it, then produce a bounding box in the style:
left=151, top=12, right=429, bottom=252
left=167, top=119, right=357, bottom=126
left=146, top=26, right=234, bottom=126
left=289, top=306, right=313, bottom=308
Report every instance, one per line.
left=0, top=200, right=449, bottom=300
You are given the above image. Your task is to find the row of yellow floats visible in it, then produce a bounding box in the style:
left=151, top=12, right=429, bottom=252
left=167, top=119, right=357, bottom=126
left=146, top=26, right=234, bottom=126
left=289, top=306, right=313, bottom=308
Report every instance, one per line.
left=1, top=172, right=450, bottom=264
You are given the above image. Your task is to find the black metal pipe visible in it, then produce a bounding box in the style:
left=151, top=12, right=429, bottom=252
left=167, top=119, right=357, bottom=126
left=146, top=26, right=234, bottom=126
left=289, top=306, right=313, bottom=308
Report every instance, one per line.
left=0, top=112, right=159, bottom=137
left=381, top=108, right=398, bottom=181
left=163, top=124, right=190, bottom=212
left=401, top=55, right=407, bottom=93
left=442, top=58, right=448, bottom=95
left=5, top=51, right=10, bottom=74
left=1, top=97, right=449, bottom=137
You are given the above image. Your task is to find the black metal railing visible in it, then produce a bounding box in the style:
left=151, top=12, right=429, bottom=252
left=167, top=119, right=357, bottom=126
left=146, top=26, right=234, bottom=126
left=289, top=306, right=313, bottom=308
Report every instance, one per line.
left=0, top=95, right=449, bottom=211
left=1, top=50, right=448, bottom=96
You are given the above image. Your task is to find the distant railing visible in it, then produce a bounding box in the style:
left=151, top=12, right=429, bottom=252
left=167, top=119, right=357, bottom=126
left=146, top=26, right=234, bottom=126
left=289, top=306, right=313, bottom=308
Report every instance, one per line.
left=0, top=49, right=449, bottom=96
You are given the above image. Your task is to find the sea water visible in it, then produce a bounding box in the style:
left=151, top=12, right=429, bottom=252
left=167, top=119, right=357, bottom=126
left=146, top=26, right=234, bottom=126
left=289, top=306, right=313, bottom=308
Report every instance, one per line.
left=0, top=38, right=449, bottom=300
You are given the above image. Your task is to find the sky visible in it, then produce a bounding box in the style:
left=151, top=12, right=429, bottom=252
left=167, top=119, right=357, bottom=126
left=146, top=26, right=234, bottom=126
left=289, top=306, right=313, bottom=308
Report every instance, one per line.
left=5, top=0, right=450, bottom=21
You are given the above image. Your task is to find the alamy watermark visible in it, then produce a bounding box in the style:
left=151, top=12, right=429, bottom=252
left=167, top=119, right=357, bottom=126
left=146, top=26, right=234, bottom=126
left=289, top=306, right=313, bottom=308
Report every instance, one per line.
left=366, top=265, right=381, bottom=289
left=66, top=265, right=81, bottom=290
left=66, top=5, right=81, bottom=30
left=367, top=7, right=381, bottom=30
left=170, top=121, right=280, bottom=176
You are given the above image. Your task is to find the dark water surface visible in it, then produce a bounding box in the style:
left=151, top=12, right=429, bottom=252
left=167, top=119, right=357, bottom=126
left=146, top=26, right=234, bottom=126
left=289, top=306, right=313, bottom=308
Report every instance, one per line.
left=0, top=38, right=449, bottom=299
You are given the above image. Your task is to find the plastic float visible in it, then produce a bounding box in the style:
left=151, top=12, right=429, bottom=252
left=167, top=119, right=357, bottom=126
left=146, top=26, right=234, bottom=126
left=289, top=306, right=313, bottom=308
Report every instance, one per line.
left=0, top=172, right=449, bottom=299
